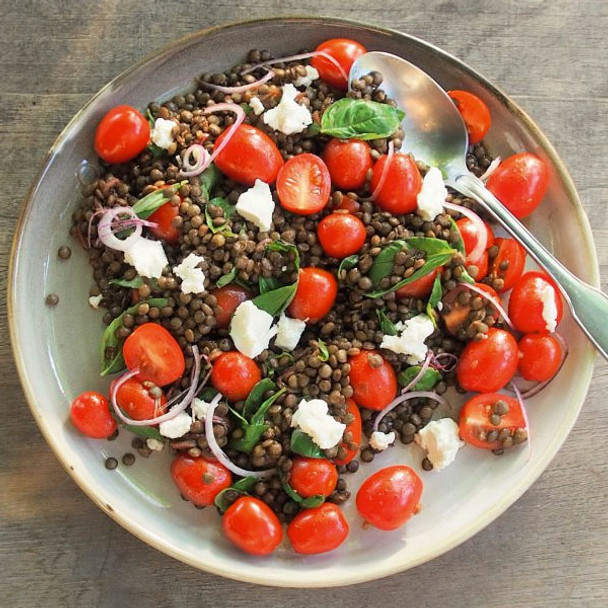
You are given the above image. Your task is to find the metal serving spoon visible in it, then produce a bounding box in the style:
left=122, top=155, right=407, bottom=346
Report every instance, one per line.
left=350, top=51, right=608, bottom=361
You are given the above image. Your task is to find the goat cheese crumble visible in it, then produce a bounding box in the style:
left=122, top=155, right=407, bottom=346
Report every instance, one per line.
left=146, top=438, right=165, bottom=452
left=380, top=314, right=435, bottom=364
left=415, top=418, right=464, bottom=471
left=263, top=84, right=312, bottom=135
left=293, top=66, right=320, bottom=88
left=274, top=313, right=306, bottom=351
left=230, top=300, right=278, bottom=358
left=173, top=252, right=206, bottom=294
left=235, top=179, right=275, bottom=232
left=123, top=238, right=168, bottom=279
left=369, top=430, right=396, bottom=452
left=192, top=398, right=212, bottom=420
left=290, top=398, right=346, bottom=449
left=88, top=294, right=103, bottom=309
left=417, top=167, right=448, bottom=221
left=540, top=283, right=558, bottom=332
left=150, top=118, right=176, bottom=150
left=159, top=412, right=192, bottom=439
left=249, top=97, right=265, bottom=115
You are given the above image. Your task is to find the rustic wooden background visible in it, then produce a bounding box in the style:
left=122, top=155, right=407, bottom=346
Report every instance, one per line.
left=1, top=1, right=607, bottom=606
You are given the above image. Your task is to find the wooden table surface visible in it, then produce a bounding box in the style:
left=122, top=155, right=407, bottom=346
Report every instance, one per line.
left=1, top=1, right=607, bottom=606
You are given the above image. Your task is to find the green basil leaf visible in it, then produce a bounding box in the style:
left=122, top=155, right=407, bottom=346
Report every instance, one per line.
left=368, top=240, right=407, bottom=287
left=459, top=268, right=476, bottom=284
left=230, top=423, right=269, bottom=454
left=198, top=386, right=219, bottom=401
left=376, top=309, right=398, bottom=336
left=215, top=267, right=237, bottom=288
left=242, top=378, right=277, bottom=419
left=398, top=366, right=442, bottom=391
left=240, top=102, right=253, bottom=115
left=321, top=98, right=405, bottom=140
left=132, top=182, right=187, bottom=219
left=214, top=476, right=258, bottom=513
left=204, top=197, right=238, bottom=236
left=301, top=495, right=325, bottom=508
left=201, top=164, right=222, bottom=196
left=145, top=108, right=156, bottom=128
left=315, top=339, right=330, bottom=362
left=407, top=237, right=457, bottom=257
left=233, top=476, right=258, bottom=492
left=110, top=410, right=165, bottom=441
left=337, top=254, right=359, bottom=279
left=290, top=428, right=325, bottom=459
left=448, top=217, right=466, bottom=256
left=250, top=387, right=286, bottom=426
left=109, top=276, right=145, bottom=289
left=259, top=241, right=300, bottom=294
left=252, top=283, right=298, bottom=317
left=425, top=272, right=443, bottom=327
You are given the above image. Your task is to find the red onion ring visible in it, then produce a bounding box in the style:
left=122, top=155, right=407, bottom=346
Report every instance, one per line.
left=97, top=207, right=142, bottom=252
left=459, top=281, right=514, bottom=331
left=444, top=201, right=487, bottom=263
left=180, top=144, right=211, bottom=178
left=199, top=68, right=275, bottom=94
left=400, top=351, right=433, bottom=395
left=367, top=140, right=394, bottom=202
left=373, top=390, right=449, bottom=432
left=431, top=352, right=459, bottom=372
left=479, top=156, right=501, bottom=182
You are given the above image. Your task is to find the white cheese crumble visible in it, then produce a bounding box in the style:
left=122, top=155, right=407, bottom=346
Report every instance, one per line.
left=192, top=397, right=212, bottom=420
left=235, top=179, right=275, bottom=232
left=415, top=418, right=464, bottom=471
left=159, top=412, right=192, bottom=439
left=540, top=283, right=558, bottom=332
left=274, top=313, right=306, bottom=351
left=417, top=167, right=448, bottom=221
left=173, top=252, right=206, bottom=294
left=150, top=118, right=176, bottom=150
left=146, top=438, right=165, bottom=452
left=290, top=399, right=346, bottom=449
left=123, top=238, right=168, bottom=279
left=88, top=294, right=103, bottom=309
left=369, top=430, right=396, bottom=452
left=380, top=314, right=435, bottom=364
left=230, top=300, right=278, bottom=358
left=249, top=97, right=265, bottom=115
left=293, top=65, right=320, bottom=88
left=263, top=84, right=313, bottom=135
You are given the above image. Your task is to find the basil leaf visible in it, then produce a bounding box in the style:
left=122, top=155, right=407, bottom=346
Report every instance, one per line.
left=337, top=254, right=359, bottom=279
left=290, top=428, right=325, bottom=459
left=240, top=102, right=253, bottom=115
left=216, top=267, right=237, bottom=288
left=321, top=98, right=405, bottom=140
left=242, top=378, right=277, bottom=419
left=230, top=424, right=268, bottom=454
left=259, top=241, right=300, bottom=294
left=204, top=197, right=238, bottom=236
left=201, top=164, right=222, bottom=196
left=252, top=283, right=298, bottom=316
left=316, top=339, right=330, bottom=362
left=376, top=310, right=398, bottom=336
left=302, top=495, right=325, bottom=508
left=279, top=471, right=325, bottom=507
left=110, top=410, right=165, bottom=441
left=250, top=387, right=286, bottom=426
left=109, top=276, right=144, bottom=289
left=368, top=240, right=407, bottom=287
left=407, top=237, right=457, bottom=257
left=233, top=476, right=258, bottom=492
left=398, top=366, right=442, bottom=391
left=132, top=182, right=187, bottom=219
left=448, top=217, right=466, bottom=256
left=425, top=272, right=443, bottom=327
left=198, top=386, right=219, bottom=401
left=214, top=476, right=258, bottom=513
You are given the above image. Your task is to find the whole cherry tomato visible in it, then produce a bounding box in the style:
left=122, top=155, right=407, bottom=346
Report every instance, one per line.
left=518, top=333, right=563, bottom=382
left=170, top=453, right=232, bottom=507
left=123, top=323, right=185, bottom=387
left=276, top=153, right=331, bottom=215
left=356, top=465, right=423, bottom=531
left=115, top=378, right=167, bottom=421
left=287, top=267, right=338, bottom=323
left=370, top=153, right=423, bottom=215
left=486, top=153, right=549, bottom=219
left=148, top=202, right=180, bottom=244
left=470, top=250, right=488, bottom=280
left=210, top=351, right=261, bottom=402
left=395, top=268, right=439, bottom=299
left=287, top=503, right=349, bottom=554
left=311, top=38, right=367, bottom=90
left=322, top=138, right=373, bottom=190
left=222, top=496, right=283, bottom=555
left=317, top=212, right=367, bottom=259
left=289, top=457, right=338, bottom=498
left=94, top=105, right=150, bottom=164
left=334, top=398, right=362, bottom=466
left=348, top=350, right=397, bottom=411
left=441, top=283, right=499, bottom=335
left=456, top=328, right=518, bottom=392
left=447, top=90, right=491, bottom=145
left=70, top=391, right=117, bottom=439
left=214, top=124, right=284, bottom=185
left=487, top=237, right=526, bottom=293
left=212, top=284, right=251, bottom=329
left=456, top=217, right=495, bottom=259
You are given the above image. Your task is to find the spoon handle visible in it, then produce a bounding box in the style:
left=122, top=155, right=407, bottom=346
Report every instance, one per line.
left=455, top=173, right=607, bottom=361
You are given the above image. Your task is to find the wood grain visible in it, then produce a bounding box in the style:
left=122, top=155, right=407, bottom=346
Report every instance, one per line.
left=1, top=1, right=606, bottom=606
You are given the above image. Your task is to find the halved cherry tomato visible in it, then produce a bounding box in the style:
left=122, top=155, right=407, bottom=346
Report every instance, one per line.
left=287, top=267, right=338, bottom=323
left=348, top=350, right=398, bottom=411
left=214, top=124, right=284, bottom=186
left=210, top=351, right=261, bottom=402
left=370, top=153, right=422, bottom=215
left=148, top=203, right=180, bottom=244
left=287, top=503, right=349, bottom=554
left=317, top=212, right=367, bottom=259
left=456, top=328, right=518, bottom=392
left=459, top=393, right=527, bottom=450
left=334, top=398, right=362, bottom=466
left=289, top=457, right=338, bottom=498
left=222, top=496, right=283, bottom=555
left=487, top=237, right=526, bottom=293
left=123, top=323, right=185, bottom=387
left=276, top=153, right=331, bottom=215
left=518, top=333, right=563, bottom=382
left=311, top=38, right=367, bottom=90
left=508, top=271, right=563, bottom=334
left=70, top=391, right=117, bottom=439
left=395, top=268, right=438, bottom=299
left=447, top=90, right=491, bottom=145
left=94, top=105, right=150, bottom=164
left=356, top=465, right=423, bottom=531
left=322, top=138, right=373, bottom=190
left=170, top=453, right=232, bottom=507
left=486, top=153, right=549, bottom=219
left=456, top=217, right=495, bottom=258
left=115, top=378, right=167, bottom=421
left=212, top=284, right=251, bottom=329
left=441, top=282, right=499, bottom=335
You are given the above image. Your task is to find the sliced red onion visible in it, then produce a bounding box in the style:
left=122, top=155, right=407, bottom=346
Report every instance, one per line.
left=373, top=390, right=449, bottom=432
left=97, top=207, right=143, bottom=252
left=431, top=352, right=459, bottom=372
left=460, top=281, right=514, bottom=331
left=199, top=68, right=275, bottom=94
left=87, top=208, right=105, bottom=248
left=479, top=156, right=501, bottom=182
left=444, top=201, right=487, bottom=263
left=400, top=351, right=433, bottom=394
left=368, top=140, right=394, bottom=202
left=180, top=144, right=211, bottom=178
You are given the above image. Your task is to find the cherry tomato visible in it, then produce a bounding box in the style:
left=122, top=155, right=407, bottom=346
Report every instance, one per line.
left=508, top=271, right=563, bottom=334
left=214, top=124, right=284, bottom=186
left=348, top=350, right=398, bottom=411
left=447, top=90, right=491, bottom=145
left=470, top=250, right=488, bottom=280
left=70, top=391, right=117, bottom=439
left=148, top=202, right=180, bottom=244
left=441, top=283, right=499, bottom=335
left=395, top=268, right=438, bottom=299
left=115, top=378, right=167, bottom=421
left=311, top=38, right=367, bottom=90
left=123, top=323, right=185, bottom=387
left=356, top=465, right=423, bottom=531
left=456, top=328, right=519, bottom=392
left=322, top=138, right=373, bottom=190
left=222, top=496, right=283, bottom=555
left=459, top=393, right=527, bottom=450
left=289, top=457, right=338, bottom=498
left=276, top=153, right=331, bottom=215
left=287, top=267, right=338, bottom=323
left=333, top=196, right=361, bottom=214
left=486, top=153, right=550, bottom=219
left=94, top=105, right=150, bottom=164
left=210, top=351, right=261, bottom=402
left=212, top=284, right=251, bottom=329
left=370, top=153, right=423, bottom=215
left=317, top=212, right=367, bottom=259
left=171, top=453, right=232, bottom=507
left=518, top=333, right=563, bottom=382
left=334, top=398, right=362, bottom=466
left=456, top=217, right=495, bottom=258
left=487, top=237, right=526, bottom=293
left=287, top=503, right=349, bottom=554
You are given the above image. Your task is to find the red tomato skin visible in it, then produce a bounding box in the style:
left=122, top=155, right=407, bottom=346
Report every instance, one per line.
left=287, top=503, right=349, bottom=554
left=471, top=251, right=489, bottom=281
left=518, top=333, right=563, bottom=382
left=311, top=39, right=367, bottom=90
left=289, top=457, right=338, bottom=498
left=213, top=124, right=284, bottom=185
left=333, top=196, right=361, bottom=214
left=447, top=90, right=491, bottom=145
left=456, top=217, right=495, bottom=257
left=334, top=398, right=362, bottom=466
left=123, top=323, right=185, bottom=387
left=317, top=213, right=367, bottom=259
left=287, top=267, right=338, bottom=323
left=356, top=466, right=423, bottom=531
left=508, top=271, right=563, bottom=334
left=115, top=378, right=167, bottom=421
left=70, top=391, right=117, bottom=439
left=148, top=203, right=180, bottom=244
left=348, top=350, right=398, bottom=411
left=222, top=496, right=283, bottom=556
left=456, top=328, right=519, bottom=393
left=94, top=105, right=150, bottom=164
left=486, top=153, right=550, bottom=219
left=441, top=282, right=499, bottom=334
left=210, top=351, right=261, bottom=402
left=322, top=139, right=373, bottom=190
left=395, top=268, right=438, bottom=299
left=212, top=284, right=251, bottom=329
left=488, top=237, right=526, bottom=293
left=171, top=454, right=232, bottom=507
left=370, top=153, right=423, bottom=215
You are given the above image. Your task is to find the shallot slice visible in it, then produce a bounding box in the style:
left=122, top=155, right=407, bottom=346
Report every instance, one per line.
left=431, top=352, right=459, bottom=373
left=400, top=351, right=433, bottom=394
left=367, top=140, right=394, bottom=202
left=180, top=144, right=211, bottom=178
left=199, top=69, right=275, bottom=94
left=97, top=207, right=143, bottom=252
left=444, top=201, right=487, bottom=263
left=373, top=390, right=449, bottom=432
left=479, top=156, right=501, bottom=182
